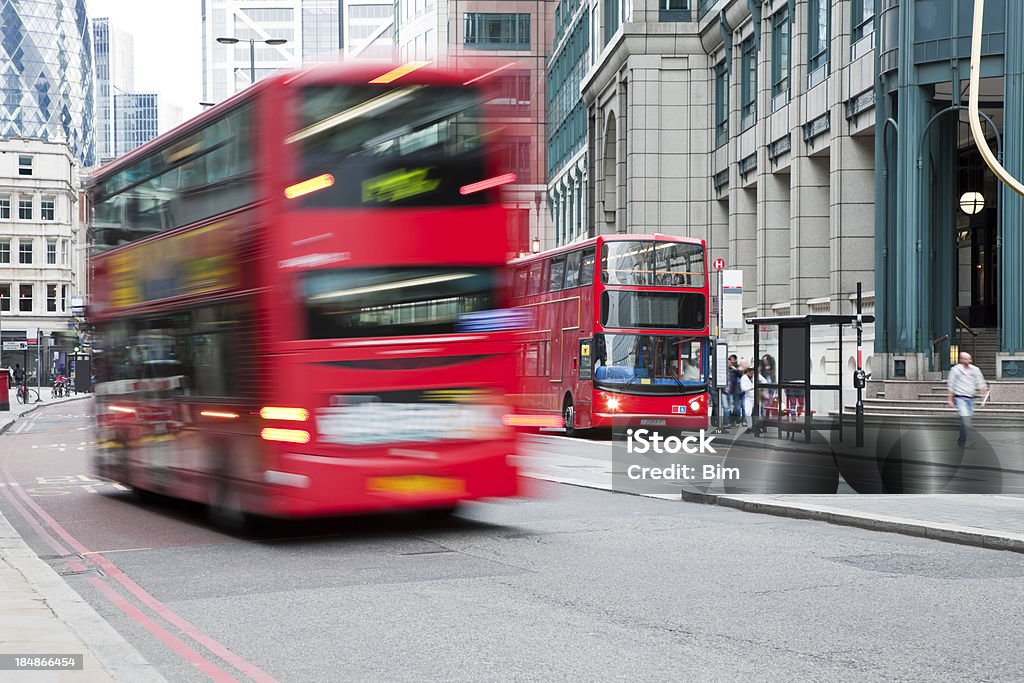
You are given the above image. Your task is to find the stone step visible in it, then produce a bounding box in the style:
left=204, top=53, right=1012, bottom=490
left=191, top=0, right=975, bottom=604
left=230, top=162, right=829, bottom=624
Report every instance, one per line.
left=845, top=404, right=1024, bottom=416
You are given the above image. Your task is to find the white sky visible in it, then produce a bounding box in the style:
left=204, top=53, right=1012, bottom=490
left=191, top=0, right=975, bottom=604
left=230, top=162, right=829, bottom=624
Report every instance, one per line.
left=87, top=0, right=204, bottom=121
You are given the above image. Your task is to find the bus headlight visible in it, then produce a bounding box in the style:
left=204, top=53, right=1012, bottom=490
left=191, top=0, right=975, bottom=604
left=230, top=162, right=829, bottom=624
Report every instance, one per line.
left=688, top=398, right=702, bottom=413
left=606, top=396, right=621, bottom=412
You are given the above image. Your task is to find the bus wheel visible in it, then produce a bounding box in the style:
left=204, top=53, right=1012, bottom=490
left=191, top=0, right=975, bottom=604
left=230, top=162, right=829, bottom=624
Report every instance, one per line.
left=563, top=397, right=577, bottom=437
left=208, top=477, right=256, bottom=534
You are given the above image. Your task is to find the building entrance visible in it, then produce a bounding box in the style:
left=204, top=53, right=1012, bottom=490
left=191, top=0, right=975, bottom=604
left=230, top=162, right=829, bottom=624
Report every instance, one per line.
left=956, top=147, right=1000, bottom=329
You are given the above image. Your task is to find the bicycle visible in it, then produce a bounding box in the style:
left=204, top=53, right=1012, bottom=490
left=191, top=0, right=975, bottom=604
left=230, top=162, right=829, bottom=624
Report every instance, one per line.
left=51, top=375, right=69, bottom=399
left=16, top=382, right=39, bottom=405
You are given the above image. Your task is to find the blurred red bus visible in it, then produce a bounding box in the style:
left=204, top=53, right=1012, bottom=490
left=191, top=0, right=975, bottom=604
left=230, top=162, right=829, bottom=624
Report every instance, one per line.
left=87, top=62, right=526, bottom=522
left=510, top=235, right=710, bottom=435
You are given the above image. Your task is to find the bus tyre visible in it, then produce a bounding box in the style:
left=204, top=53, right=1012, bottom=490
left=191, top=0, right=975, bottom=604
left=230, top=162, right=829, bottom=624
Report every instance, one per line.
left=208, top=477, right=256, bottom=534
left=563, top=397, right=577, bottom=437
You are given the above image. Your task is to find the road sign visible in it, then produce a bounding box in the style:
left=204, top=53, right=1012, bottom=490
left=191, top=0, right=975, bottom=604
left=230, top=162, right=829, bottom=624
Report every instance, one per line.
left=2, top=341, right=26, bottom=351
left=713, top=258, right=725, bottom=272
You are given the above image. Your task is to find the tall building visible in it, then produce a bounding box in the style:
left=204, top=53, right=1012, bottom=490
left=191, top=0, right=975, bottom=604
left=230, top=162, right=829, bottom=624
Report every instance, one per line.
left=393, top=0, right=554, bottom=253
left=202, top=0, right=367, bottom=102
left=93, top=17, right=135, bottom=163
left=0, top=0, right=96, bottom=166
left=343, top=0, right=394, bottom=60
left=0, top=139, right=86, bottom=372
left=562, top=0, right=1023, bottom=404
left=546, top=0, right=590, bottom=246
left=113, top=93, right=159, bottom=157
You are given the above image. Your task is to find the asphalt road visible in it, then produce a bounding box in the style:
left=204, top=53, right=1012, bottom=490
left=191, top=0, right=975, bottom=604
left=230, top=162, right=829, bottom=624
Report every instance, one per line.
left=3, top=401, right=1024, bottom=681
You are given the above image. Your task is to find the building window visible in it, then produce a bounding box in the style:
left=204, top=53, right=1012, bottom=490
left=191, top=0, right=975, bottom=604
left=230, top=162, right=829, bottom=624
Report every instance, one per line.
left=604, top=0, right=621, bottom=44
left=18, top=196, right=32, bottom=220
left=740, top=37, right=757, bottom=128
left=463, top=13, right=531, bottom=50
left=714, top=60, right=729, bottom=148
left=46, top=284, right=57, bottom=313
left=19, top=239, right=32, bottom=265
left=490, top=70, right=531, bottom=116
left=0, top=241, right=8, bottom=264
left=851, top=0, right=875, bottom=44
left=61, top=240, right=69, bottom=265
left=61, top=284, right=68, bottom=312
left=0, top=196, right=9, bottom=219
left=659, top=0, right=689, bottom=21
left=40, top=196, right=55, bottom=221
left=771, top=5, right=791, bottom=101
left=19, top=284, right=32, bottom=312
left=0, top=284, right=9, bottom=312
left=47, top=241, right=57, bottom=265
left=808, top=0, right=830, bottom=77
left=18, top=155, right=32, bottom=176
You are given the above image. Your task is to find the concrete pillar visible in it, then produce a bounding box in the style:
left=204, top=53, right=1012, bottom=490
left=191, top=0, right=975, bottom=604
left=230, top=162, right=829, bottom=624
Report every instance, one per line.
left=1002, top=0, right=1024, bottom=353
left=758, top=170, right=790, bottom=315
left=732, top=187, right=757, bottom=312
left=830, top=134, right=874, bottom=314
left=789, top=153, right=830, bottom=311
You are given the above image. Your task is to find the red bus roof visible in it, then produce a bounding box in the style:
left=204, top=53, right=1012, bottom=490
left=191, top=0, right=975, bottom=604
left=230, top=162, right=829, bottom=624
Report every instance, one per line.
left=509, top=233, right=705, bottom=265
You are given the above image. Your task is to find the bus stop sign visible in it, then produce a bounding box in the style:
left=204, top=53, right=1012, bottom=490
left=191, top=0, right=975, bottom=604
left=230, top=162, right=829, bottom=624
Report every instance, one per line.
left=713, top=258, right=725, bottom=272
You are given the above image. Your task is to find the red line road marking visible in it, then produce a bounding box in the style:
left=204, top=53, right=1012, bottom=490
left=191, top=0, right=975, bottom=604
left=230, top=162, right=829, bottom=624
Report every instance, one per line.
left=3, top=463, right=278, bottom=683
left=89, top=578, right=240, bottom=683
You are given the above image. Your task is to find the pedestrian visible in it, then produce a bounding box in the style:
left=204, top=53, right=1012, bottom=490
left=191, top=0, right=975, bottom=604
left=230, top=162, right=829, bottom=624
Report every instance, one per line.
left=13, top=363, right=24, bottom=386
left=729, top=356, right=745, bottom=425
left=759, top=354, right=776, bottom=415
left=720, top=354, right=737, bottom=422
left=947, top=351, right=989, bottom=448
left=740, top=363, right=756, bottom=429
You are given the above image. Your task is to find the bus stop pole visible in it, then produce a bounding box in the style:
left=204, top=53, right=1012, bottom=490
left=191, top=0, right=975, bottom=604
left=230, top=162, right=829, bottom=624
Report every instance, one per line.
left=856, top=282, right=865, bottom=447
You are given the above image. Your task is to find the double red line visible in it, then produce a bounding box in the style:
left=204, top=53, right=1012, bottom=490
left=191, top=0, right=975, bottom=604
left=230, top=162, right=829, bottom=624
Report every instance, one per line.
left=0, top=462, right=277, bottom=683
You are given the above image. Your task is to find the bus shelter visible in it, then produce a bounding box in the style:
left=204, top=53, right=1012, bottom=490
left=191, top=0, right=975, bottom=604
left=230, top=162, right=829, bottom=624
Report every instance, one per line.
left=746, top=314, right=873, bottom=443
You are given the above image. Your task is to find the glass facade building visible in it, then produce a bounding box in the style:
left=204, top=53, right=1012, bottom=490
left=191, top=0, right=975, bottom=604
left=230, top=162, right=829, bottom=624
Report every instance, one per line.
left=0, top=0, right=96, bottom=166
left=113, top=93, right=159, bottom=157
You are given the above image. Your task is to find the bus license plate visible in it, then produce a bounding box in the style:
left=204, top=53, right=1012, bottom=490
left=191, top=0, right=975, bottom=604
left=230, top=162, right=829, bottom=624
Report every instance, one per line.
left=317, top=403, right=500, bottom=445
left=367, top=475, right=464, bottom=495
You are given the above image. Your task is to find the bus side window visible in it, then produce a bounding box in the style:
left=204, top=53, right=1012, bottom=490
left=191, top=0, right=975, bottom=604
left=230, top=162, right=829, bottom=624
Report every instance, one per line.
left=512, top=267, right=528, bottom=300
left=526, top=262, right=543, bottom=295
left=548, top=257, right=565, bottom=292
left=539, top=259, right=550, bottom=292
left=580, top=248, right=596, bottom=285
left=564, top=251, right=581, bottom=289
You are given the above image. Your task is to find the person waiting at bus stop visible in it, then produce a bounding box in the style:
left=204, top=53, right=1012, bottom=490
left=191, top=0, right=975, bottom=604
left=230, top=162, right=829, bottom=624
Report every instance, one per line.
left=947, top=351, right=989, bottom=448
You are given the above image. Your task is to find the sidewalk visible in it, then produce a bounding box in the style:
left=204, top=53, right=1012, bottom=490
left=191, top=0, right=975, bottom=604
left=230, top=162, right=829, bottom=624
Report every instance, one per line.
left=0, top=391, right=165, bottom=681
left=681, top=492, right=1024, bottom=553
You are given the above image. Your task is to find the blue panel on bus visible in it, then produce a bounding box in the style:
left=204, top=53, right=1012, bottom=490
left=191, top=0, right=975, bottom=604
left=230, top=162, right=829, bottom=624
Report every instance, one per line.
left=456, top=308, right=532, bottom=332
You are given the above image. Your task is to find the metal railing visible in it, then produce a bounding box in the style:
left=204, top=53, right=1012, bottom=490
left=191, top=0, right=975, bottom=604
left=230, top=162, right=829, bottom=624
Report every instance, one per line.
left=955, top=316, right=978, bottom=361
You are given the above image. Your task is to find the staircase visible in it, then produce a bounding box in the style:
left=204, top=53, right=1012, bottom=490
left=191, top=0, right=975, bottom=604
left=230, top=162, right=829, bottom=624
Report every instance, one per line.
left=952, top=326, right=998, bottom=378
left=839, top=380, right=1024, bottom=427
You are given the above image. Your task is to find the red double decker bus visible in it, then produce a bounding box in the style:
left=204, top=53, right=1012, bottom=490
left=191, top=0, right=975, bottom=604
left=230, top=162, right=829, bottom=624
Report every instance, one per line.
left=510, top=235, right=710, bottom=435
left=87, top=62, right=525, bottom=522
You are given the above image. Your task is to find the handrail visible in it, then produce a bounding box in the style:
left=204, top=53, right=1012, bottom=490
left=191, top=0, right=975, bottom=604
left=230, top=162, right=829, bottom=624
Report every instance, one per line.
left=931, top=334, right=949, bottom=348
left=955, top=316, right=978, bottom=337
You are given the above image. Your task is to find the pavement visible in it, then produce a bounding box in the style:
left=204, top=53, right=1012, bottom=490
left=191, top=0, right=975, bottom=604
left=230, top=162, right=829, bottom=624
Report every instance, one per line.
left=0, top=391, right=163, bottom=682
left=523, top=432, right=1024, bottom=555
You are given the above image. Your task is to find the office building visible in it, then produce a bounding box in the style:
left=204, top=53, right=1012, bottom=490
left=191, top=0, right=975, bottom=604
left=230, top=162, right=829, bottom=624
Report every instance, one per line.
left=93, top=17, right=135, bottom=163
left=0, top=0, right=96, bottom=166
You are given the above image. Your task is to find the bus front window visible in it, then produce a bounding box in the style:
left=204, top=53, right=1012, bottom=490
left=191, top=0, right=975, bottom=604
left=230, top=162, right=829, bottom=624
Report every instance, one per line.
left=288, top=85, right=487, bottom=208
left=601, top=241, right=706, bottom=287
left=593, top=334, right=706, bottom=395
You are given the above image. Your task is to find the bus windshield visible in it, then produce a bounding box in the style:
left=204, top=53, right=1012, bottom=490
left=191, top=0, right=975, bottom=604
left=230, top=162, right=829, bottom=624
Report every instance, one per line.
left=288, top=85, right=487, bottom=208
left=593, top=334, right=705, bottom=394
left=601, top=241, right=705, bottom=287
left=300, top=267, right=497, bottom=339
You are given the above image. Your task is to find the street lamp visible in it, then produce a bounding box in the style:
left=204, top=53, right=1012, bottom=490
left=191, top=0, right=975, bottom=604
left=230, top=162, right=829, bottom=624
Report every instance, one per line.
left=531, top=237, right=541, bottom=254
left=216, top=36, right=288, bottom=88
left=959, top=191, right=985, bottom=215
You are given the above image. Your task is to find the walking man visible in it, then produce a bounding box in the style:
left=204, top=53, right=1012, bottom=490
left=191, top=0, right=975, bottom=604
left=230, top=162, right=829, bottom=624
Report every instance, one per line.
left=947, top=351, right=989, bottom=448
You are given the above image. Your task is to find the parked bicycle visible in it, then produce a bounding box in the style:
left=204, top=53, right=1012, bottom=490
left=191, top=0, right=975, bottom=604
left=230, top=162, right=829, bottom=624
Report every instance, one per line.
left=16, top=381, right=39, bottom=405
left=51, top=374, right=70, bottom=399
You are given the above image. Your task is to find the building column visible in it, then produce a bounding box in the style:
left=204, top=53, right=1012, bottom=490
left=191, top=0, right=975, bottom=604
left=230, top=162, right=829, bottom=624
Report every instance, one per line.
left=789, top=152, right=830, bottom=312
left=830, top=133, right=875, bottom=314
left=757, top=170, right=790, bottom=315
left=1001, top=0, right=1024, bottom=355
